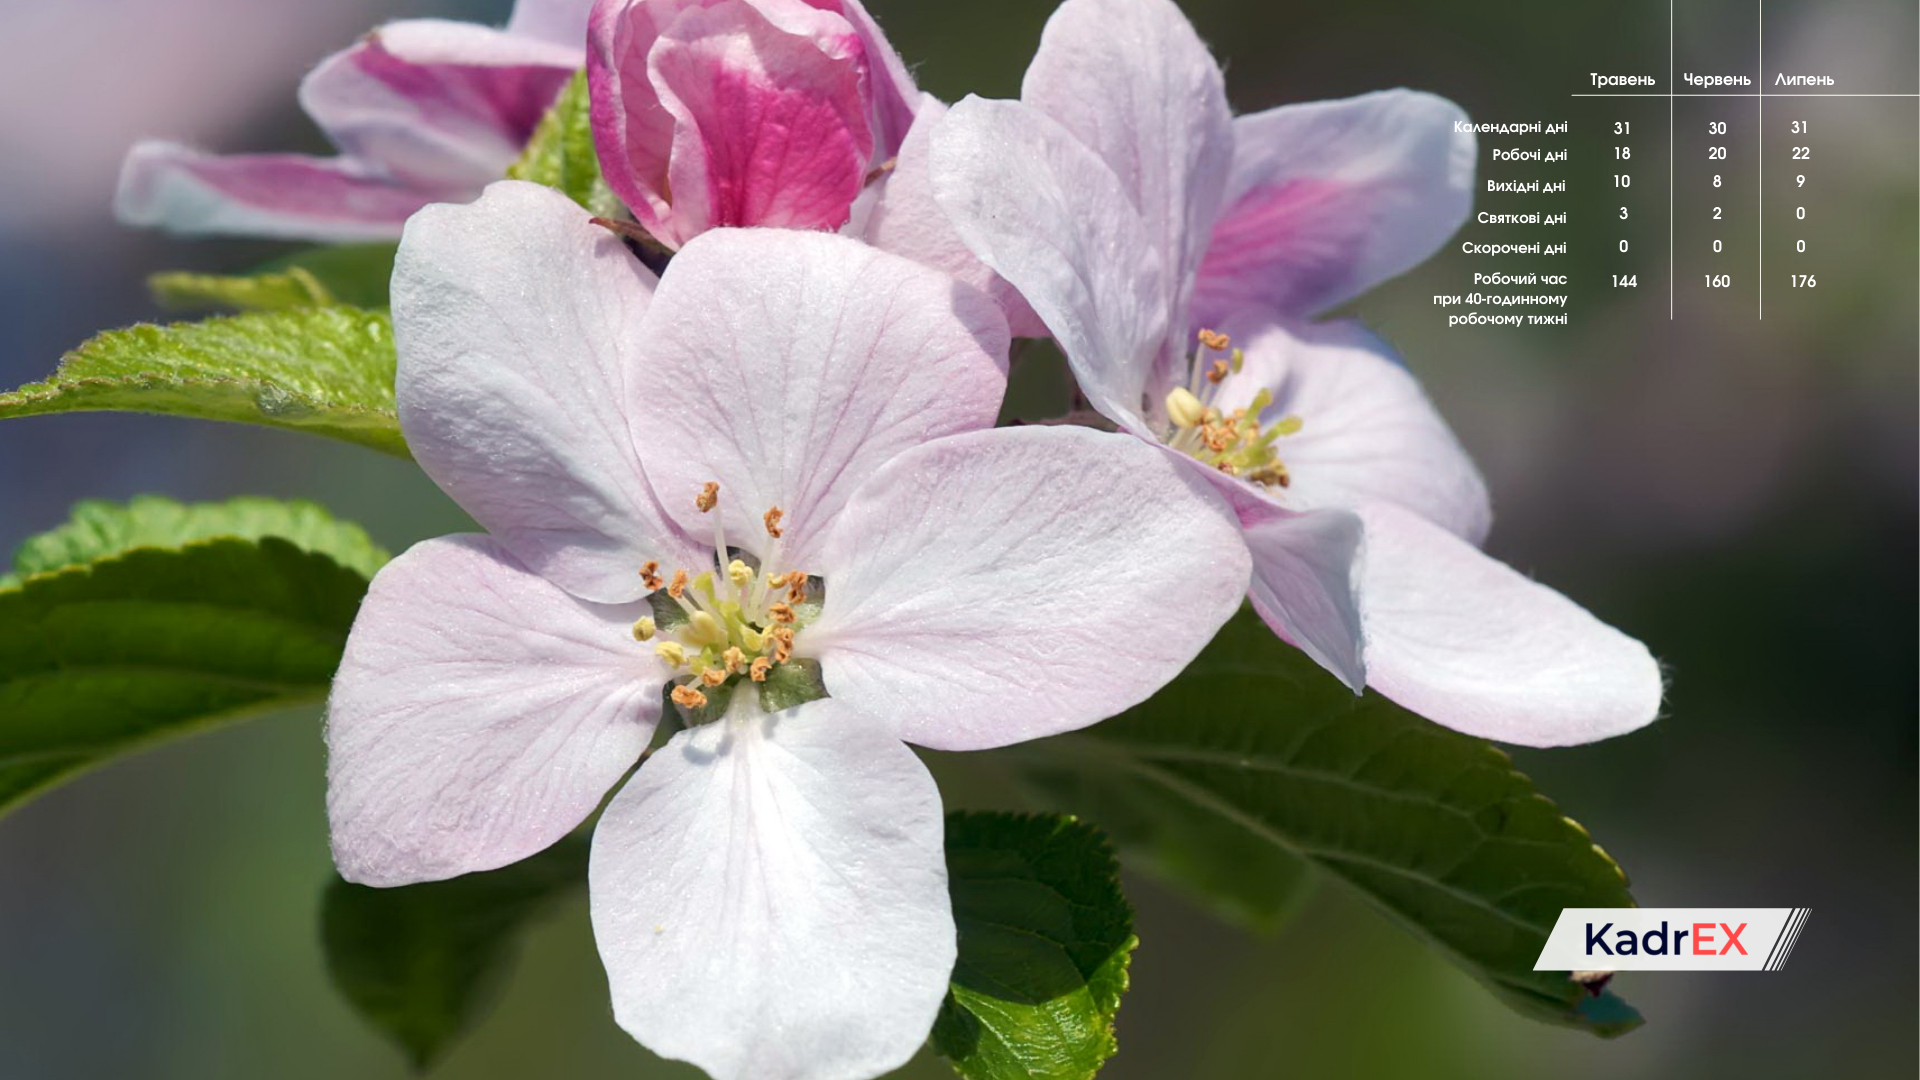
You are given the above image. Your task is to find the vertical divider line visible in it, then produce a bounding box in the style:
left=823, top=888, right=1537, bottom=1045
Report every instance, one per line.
left=1759, top=0, right=1764, bottom=320
left=1670, top=0, right=1675, bottom=319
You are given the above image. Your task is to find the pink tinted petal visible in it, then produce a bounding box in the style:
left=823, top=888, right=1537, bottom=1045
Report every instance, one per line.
left=1193, top=90, right=1475, bottom=324
left=114, top=140, right=432, bottom=242
left=931, top=96, right=1167, bottom=431
left=393, top=181, right=703, bottom=604
left=592, top=698, right=952, bottom=1080
left=861, top=96, right=1047, bottom=338
left=808, top=426, right=1250, bottom=751
left=589, top=0, right=702, bottom=236
left=505, top=0, right=598, bottom=49
left=647, top=0, right=874, bottom=245
left=1216, top=318, right=1491, bottom=544
left=1234, top=494, right=1367, bottom=692
left=1021, top=0, right=1232, bottom=366
left=629, top=229, right=1008, bottom=569
left=1357, top=503, right=1663, bottom=746
left=327, top=535, right=661, bottom=887
left=826, top=0, right=919, bottom=153
left=303, top=22, right=577, bottom=189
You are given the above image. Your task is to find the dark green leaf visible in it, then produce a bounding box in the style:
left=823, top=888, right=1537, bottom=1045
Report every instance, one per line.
left=507, top=70, right=619, bottom=217
left=0, top=307, right=406, bottom=457
left=1019, top=609, right=1642, bottom=1037
left=322, top=836, right=589, bottom=1070
left=933, top=812, right=1136, bottom=1080
left=0, top=497, right=385, bottom=816
left=151, top=244, right=399, bottom=313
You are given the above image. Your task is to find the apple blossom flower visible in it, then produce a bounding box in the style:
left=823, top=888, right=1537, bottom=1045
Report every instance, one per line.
left=586, top=0, right=919, bottom=248
left=929, top=0, right=1661, bottom=746
left=326, top=180, right=1249, bottom=1080
left=115, top=0, right=592, bottom=242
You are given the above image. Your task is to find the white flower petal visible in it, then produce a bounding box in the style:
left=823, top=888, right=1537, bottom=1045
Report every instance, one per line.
left=1218, top=318, right=1491, bottom=544
left=393, top=180, right=703, bottom=603
left=1021, top=0, right=1233, bottom=352
left=931, top=96, right=1166, bottom=431
left=591, top=699, right=953, bottom=1080
left=626, top=228, right=1009, bottom=569
left=327, top=535, right=661, bottom=886
left=1237, top=498, right=1367, bottom=692
left=1357, top=503, right=1663, bottom=746
left=808, top=426, right=1250, bottom=750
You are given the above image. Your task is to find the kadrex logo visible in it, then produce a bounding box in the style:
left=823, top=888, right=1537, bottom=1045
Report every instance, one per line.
left=1534, top=908, right=1812, bottom=972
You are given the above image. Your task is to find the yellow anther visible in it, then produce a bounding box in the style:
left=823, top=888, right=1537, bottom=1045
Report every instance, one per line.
left=742, top=627, right=768, bottom=652
left=1197, top=328, right=1231, bottom=352
left=670, top=685, right=708, bottom=708
left=1166, top=387, right=1206, bottom=429
left=696, top=481, right=720, bottom=512
left=749, top=656, right=772, bottom=682
left=1272, top=414, right=1304, bottom=436
left=686, top=610, right=728, bottom=648
left=1229, top=348, right=1244, bottom=374
left=631, top=616, right=657, bottom=642
left=667, top=568, right=689, bottom=599
left=722, top=646, right=747, bottom=674
left=654, top=641, right=689, bottom=667
left=699, top=667, right=727, bottom=688
left=763, top=507, right=785, bottom=539
left=638, top=560, right=663, bottom=591
left=727, top=560, right=754, bottom=588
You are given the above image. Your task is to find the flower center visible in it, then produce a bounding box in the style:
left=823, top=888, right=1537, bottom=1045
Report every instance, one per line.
left=1161, top=329, right=1301, bottom=489
left=631, top=483, right=819, bottom=714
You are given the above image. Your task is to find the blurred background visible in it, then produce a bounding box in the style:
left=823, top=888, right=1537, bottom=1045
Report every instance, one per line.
left=0, top=0, right=1912, bottom=1077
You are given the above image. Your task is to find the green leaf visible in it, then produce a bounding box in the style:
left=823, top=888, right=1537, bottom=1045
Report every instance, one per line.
left=0, top=307, right=407, bottom=457
left=933, top=812, right=1136, bottom=1080
left=5, top=494, right=387, bottom=588
left=507, top=70, right=619, bottom=217
left=322, top=836, right=589, bottom=1070
left=0, top=497, right=385, bottom=816
left=1021, top=759, right=1316, bottom=935
left=151, top=244, right=399, bottom=313
left=1020, top=609, right=1642, bottom=1037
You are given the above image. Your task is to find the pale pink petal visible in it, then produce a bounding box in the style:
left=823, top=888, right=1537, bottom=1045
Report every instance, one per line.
left=1234, top=495, right=1367, bottom=692
left=588, top=0, right=702, bottom=236
left=303, top=22, right=576, bottom=189
left=807, top=426, right=1249, bottom=751
left=931, top=96, right=1166, bottom=431
left=646, top=1, right=874, bottom=245
left=1021, top=0, right=1233, bottom=365
left=831, top=0, right=920, bottom=153
left=1357, top=503, right=1663, bottom=746
left=1192, top=90, right=1475, bottom=324
left=393, top=181, right=703, bottom=604
left=627, top=228, right=1008, bottom=570
left=327, top=535, right=662, bottom=887
left=1215, top=318, right=1491, bottom=544
left=861, top=96, right=1047, bottom=338
left=505, top=0, right=598, bottom=49
left=114, top=140, right=434, bottom=242
left=592, top=697, right=952, bottom=1080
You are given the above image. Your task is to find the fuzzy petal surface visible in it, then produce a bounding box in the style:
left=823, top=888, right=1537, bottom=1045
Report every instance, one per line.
left=627, top=228, right=1008, bottom=568
left=591, top=698, right=952, bottom=1080
left=1021, top=0, right=1233, bottom=360
left=808, top=426, right=1249, bottom=750
left=1356, top=503, right=1663, bottom=746
left=932, top=96, right=1166, bottom=431
left=327, top=535, right=662, bottom=887
left=393, top=181, right=703, bottom=604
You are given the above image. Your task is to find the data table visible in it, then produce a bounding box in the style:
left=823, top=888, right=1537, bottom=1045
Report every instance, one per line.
left=1440, top=0, right=1919, bottom=331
